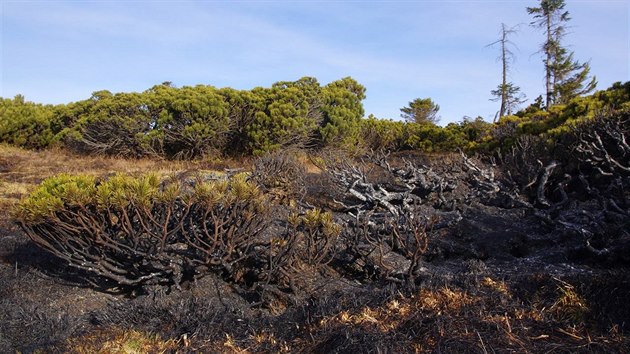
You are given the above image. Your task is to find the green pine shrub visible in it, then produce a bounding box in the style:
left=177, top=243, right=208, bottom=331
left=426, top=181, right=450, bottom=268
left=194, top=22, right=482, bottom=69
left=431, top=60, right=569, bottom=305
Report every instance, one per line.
left=0, top=95, right=60, bottom=149
left=319, top=77, right=366, bottom=149
left=61, top=91, right=156, bottom=157
left=246, top=78, right=323, bottom=155
left=360, top=116, right=408, bottom=151
left=146, top=85, right=231, bottom=159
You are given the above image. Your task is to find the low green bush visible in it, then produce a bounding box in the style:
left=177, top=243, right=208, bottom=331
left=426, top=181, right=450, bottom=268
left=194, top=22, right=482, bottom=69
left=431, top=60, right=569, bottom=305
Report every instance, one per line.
left=0, top=96, right=60, bottom=149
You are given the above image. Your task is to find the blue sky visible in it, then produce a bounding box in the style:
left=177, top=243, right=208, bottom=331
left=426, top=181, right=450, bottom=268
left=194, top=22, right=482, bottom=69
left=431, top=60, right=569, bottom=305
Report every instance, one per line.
left=1, top=1, right=628, bottom=124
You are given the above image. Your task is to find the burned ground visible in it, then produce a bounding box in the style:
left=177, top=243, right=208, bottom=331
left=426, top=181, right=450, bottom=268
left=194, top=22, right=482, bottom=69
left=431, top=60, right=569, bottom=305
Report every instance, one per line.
left=0, top=145, right=629, bottom=353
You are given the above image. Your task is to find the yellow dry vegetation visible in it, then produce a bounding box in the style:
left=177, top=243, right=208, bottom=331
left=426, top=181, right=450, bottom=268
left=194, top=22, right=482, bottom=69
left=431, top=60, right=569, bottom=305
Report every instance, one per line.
left=0, top=144, right=231, bottom=214
left=63, top=328, right=177, bottom=354
left=481, top=276, right=511, bottom=296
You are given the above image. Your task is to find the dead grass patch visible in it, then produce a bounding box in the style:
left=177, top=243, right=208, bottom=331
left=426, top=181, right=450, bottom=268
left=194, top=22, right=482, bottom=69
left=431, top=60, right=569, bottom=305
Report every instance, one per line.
left=295, top=278, right=628, bottom=353
left=0, top=144, right=234, bottom=181
left=480, top=276, right=511, bottom=296
left=0, top=145, right=244, bottom=215
left=62, top=327, right=178, bottom=354
left=551, top=278, right=589, bottom=323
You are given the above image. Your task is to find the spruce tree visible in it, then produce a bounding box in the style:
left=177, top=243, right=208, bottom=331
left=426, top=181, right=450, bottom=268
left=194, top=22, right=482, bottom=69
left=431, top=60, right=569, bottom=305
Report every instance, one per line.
left=527, top=0, right=596, bottom=108
left=400, top=98, right=440, bottom=124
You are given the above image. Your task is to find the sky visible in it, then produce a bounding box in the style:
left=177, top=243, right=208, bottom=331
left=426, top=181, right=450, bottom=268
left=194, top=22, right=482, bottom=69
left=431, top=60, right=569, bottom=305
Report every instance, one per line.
left=1, top=1, right=628, bottom=124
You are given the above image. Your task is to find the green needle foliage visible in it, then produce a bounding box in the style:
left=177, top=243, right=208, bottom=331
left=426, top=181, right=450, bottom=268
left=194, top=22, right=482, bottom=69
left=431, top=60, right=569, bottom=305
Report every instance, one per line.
left=1, top=78, right=629, bottom=159
left=0, top=95, right=62, bottom=149
left=246, top=79, right=321, bottom=155
left=528, top=0, right=597, bottom=108
left=400, top=98, right=440, bottom=125
left=319, top=77, right=366, bottom=148
left=148, top=84, right=231, bottom=159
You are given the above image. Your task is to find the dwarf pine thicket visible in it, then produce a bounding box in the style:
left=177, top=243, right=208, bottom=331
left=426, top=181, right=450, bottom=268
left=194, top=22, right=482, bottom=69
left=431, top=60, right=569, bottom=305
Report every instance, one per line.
left=1, top=78, right=628, bottom=158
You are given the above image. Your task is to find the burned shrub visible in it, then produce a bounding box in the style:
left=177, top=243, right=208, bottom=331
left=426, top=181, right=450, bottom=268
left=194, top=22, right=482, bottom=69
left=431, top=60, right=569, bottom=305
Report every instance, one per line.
left=14, top=173, right=272, bottom=288
left=497, top=134, right=551, bottom=191
left=180, top=175, right=270, bottom=277
left=573, top=109, right=630, bottom=178
left=317, top=153, right=451, bottom=282
left=340, top=211, right=392, bottom=279
left=389, top=211, right=434, bottom=279
left=288, top=208, right=341, bottom=267
left=341, top=209, right=435, bottom=282
left=226, top=207, right=345, bottom=295
left=251, top=150, right=307, bottom=203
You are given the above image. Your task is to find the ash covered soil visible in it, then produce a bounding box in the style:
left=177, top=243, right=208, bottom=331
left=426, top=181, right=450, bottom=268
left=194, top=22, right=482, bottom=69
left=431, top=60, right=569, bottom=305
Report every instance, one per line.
left=1, top=150, right=629, bottom=353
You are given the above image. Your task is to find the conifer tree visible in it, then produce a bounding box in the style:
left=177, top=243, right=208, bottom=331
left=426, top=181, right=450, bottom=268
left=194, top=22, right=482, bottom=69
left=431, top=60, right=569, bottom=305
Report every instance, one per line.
left=400, top=98, right=440, bottom=124
left=527, top=0, right=596, bottom=108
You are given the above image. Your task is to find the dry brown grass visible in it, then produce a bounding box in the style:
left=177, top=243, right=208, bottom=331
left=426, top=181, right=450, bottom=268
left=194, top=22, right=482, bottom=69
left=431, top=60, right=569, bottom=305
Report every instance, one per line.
left=283, top=276, right=628, bottom=353
left=62, top=327, right=178, bottom=354
left=550, top=278, right=589, bottom=323
left=0, top=144, right=244, bottom=213
left=16, top=275, right=629, bottom=353
left=0, top=144, right=190, bottom=180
